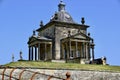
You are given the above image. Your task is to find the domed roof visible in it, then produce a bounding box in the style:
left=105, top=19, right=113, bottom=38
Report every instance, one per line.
left=50, top=1, right=75, bottom=23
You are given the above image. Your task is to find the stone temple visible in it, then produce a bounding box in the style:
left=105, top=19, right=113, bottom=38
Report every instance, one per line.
left=27, top=1, right=95, bottom=64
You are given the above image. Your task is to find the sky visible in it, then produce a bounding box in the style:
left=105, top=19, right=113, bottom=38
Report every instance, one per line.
left=0, top=0, right=120, bottom=66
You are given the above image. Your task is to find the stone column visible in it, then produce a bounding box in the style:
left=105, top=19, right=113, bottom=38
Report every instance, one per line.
left=86, top=43, right=88, bottom=60
left=28, top=46, right=31, bottom=61
left=65, top=43, right=68, bottom=62
left=92, top=47, right=94, bottom=61
left=31, top=47, right=34, bottom=60
left=35, top=46, right=37, bottom=61
left=88, top=43, right=91, bottom=59
left=32, top=47, right=34, bottom=60
left=45, top=43, right=47, bottom=60
left=38, top=43, right=40, bottom=60
left=84, top=43, right=86, bottom=59
left=75, top=41, right=78, bottom=58
left=69, top=40, right=71, bottom=59
left=82, top=43, right=84, bottom=58
left=91, top=39, right=95, bottom=62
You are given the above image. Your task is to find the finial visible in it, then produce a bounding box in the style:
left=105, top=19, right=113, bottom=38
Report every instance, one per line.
left=81, top=17, right=85, bottom=25
left=12, top=54, right=14, bottom=62
left=20, top=51, right=23, bottom=60
left=58, top=0, right=65, bottom=12
left=60, top=0, right=64, bottom=3
left=33, top=30, right=36, bottom=36
left=40, top=20, right=44, bottom=27
left=88, top=32, right=90, bottom=36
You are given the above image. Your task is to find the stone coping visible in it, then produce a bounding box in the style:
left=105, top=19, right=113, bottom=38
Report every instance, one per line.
left=0, top=66, right=120, bottom=73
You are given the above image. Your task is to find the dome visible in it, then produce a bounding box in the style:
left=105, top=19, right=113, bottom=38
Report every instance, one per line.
left=50, top=1, right=75, bottom=23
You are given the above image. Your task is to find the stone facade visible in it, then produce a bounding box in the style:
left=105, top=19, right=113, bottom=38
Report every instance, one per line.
left=0, top=68, right=120, bottom=80
left=27, top=1, right=95, bottom=64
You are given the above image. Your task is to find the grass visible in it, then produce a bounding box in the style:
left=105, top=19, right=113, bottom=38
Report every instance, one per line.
left=4, top=61, right=120, bottom=72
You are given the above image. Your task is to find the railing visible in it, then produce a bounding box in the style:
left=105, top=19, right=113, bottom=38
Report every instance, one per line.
left=0, top=66, right=71, bottom=80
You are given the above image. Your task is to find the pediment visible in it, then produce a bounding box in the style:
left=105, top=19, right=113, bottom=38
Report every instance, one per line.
left=73, top=35, right=86, bottom=39
left=28, top=36, right=37, bottom=44
left=71, top=32, right=91, bottom=40
left=30, top=37, right=37, bottom=42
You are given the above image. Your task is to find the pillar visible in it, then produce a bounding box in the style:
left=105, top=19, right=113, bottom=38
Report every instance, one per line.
left=35, top=46, right=37, bottom=61
left=91, top=39, right=95, bottom=62
left=84, top=43, right=86, bottom=58
left=69, top=40, right=71, bottom=59
left=82, top=43, right=84, bottom=58
left=45, top=43, right=47, bottom=60
left=88, top=43, right=91, bottom=59
left=92, top=47, right=94, bottom=61
left=75, top=41, right=78, bottom=58
left=28, top=46, right=31, bottom=61
left=31, top=47, right=33, bottom=60
left=86, top=43, right=88, bottom=60
left=65, top=43, right=68, bottom=62
left=38, top=43, right=40, bottom=60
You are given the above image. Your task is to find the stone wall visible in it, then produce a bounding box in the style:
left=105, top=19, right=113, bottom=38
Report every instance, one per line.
left=0, top=68, right=120, bottom=80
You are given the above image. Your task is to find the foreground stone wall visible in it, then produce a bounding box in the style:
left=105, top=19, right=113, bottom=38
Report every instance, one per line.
left=0, top=68, right=120, bottom=80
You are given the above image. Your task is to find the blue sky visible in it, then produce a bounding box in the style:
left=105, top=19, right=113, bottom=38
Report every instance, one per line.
left=0, top=0, right=120, bottom=66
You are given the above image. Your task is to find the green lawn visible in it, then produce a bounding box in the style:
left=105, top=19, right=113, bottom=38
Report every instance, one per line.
left=4, top=61, right=120, bottom=72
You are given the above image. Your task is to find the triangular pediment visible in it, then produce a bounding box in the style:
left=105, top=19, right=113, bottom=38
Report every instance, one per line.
left=61, top=32, right=92, bottom=42
left=71, top=32, right=91, bottom=40
left=73, top=35, right=86, bottom=39
left=30, top=37, right=37, bottom=42
left=28, top=36, right=37, bottom=44
left=28, top=36, right=52, bottom=44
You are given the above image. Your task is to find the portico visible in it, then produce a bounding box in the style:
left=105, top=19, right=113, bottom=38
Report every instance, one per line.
left=60, top=32, right=94, bottom=63
left=27, top=1, right=95, bottom=64
left=28, top=35, right=52, bottom=61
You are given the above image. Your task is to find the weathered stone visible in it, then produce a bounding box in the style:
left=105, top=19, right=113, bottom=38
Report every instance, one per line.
left=0, top=68, right=120, bottom=80
left=27, top=1, right=94, bottom=63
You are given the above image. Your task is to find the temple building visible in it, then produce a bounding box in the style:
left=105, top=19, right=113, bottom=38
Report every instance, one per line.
left=27, top=1, right=95, bottom=64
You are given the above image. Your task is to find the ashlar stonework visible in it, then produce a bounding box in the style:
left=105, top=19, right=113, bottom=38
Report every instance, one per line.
left=27, top=1, right=95, bottom=64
